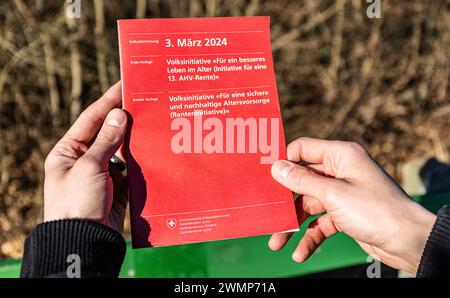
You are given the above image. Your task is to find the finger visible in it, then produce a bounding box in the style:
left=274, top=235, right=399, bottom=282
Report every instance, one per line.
left=268, top=196, right=325, bottom=251
left=287, top=138, right=370, bottom=177
left=305, top=164, right=337, bottom=179
left=299, top=195, right=326, bottom=216
left=82, top=109, right=127, bottom=171
left=64, top=81, right=122, bottom=144
left=305, top=164, right=325, bottom=175
left=268, top=232, right=294, bottom=251
left=294, top=195, right=324, bottom=225
left=271, top=160, right=341, bottom=204
left=287, top=138, right=350, bottom=178
left=287, top=137, right=336, bottom=163
left=292, top=214, right=338, bottom=263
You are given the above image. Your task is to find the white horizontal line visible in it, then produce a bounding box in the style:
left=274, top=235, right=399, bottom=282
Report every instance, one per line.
left=167, top=85, right=270, bottom=93
left=166, top=52, right=266, bottom=57
left=129, top=31, right=264, bottom=35
left=143, top=201, right=287, bottom=218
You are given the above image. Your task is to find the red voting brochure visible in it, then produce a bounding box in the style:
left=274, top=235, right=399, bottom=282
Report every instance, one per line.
left=118, top=16, right=298, bottom=248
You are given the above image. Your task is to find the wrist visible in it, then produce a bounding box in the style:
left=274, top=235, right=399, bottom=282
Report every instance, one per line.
left=43, top=210, right=107, bottom=226
left=396, top=202, right=436, bottom=273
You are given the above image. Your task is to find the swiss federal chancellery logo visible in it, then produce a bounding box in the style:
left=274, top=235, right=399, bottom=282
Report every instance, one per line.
left=167, top=218, right=178, bottom=230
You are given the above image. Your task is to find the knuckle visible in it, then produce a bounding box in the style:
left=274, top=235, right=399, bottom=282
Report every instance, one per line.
left=97, top=130, right=119, bottom=145
left=287, top=137, right=310, bottom=161
left=293, top=137, right=309, bottom=149
left=321, top=182, right=337, bottom=201
left=344, top=141, right=367, bottom=156
left=286, top=165, right=309, bottom=185
left=298, top=137, right=312, bottom=142
left=44, top=153, right=56, bottom=172
left=78, top=109, right=104, bottom=129
left=288, top=137, right=308, bottom=149
left=286, top=141, right=298, bottom=160
left=286, top=140, right=296, bottom=153
left=322, top=180, right=344, bottom=202
left=78, top=155, right=101, bottom=172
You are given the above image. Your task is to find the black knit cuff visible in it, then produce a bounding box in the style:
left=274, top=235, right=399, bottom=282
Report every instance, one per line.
left=20, top=219, right=126, bottom=278
left=417, top=205, right=450, bottom=278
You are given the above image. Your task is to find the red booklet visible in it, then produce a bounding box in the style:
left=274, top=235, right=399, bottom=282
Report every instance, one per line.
left=118, top=16, right=298, bottom=248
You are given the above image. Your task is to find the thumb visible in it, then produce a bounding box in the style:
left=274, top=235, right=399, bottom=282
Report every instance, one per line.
left=271, top=160, right=341, bottom=206
left=83, top=108, right=127, bottom=171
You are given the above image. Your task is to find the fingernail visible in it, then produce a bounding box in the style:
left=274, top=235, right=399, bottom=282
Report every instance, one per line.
left=292, top=252, right=304, bottom=263
left=107, top=109, right=126, bottom=127
left=272, top=160, right=293, bottom=180
left=268, top=237, right=277, bottom=250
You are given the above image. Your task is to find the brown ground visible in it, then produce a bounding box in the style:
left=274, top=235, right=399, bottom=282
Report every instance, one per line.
left=0, top=0, right=449, bottom=259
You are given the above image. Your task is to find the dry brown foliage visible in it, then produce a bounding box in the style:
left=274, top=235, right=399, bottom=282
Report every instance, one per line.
left=0, top=0, right=449, bottom=259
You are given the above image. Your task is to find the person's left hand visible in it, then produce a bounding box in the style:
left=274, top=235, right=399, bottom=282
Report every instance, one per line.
left=43, top=82, right=128, bottom=233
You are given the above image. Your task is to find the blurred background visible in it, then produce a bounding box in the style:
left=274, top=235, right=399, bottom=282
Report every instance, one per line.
left=0, top=0, right=449, bottom=274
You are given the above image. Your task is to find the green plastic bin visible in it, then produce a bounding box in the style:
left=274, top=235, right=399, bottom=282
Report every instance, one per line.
left=1, top=193, right=449, bottom=278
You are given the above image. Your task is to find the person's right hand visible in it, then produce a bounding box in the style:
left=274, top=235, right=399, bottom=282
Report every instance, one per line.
left=269, top=137, right=436, bottom=274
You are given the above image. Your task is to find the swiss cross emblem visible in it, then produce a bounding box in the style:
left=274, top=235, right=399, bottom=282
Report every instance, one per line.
left=166, top=218, right=177, bottom=230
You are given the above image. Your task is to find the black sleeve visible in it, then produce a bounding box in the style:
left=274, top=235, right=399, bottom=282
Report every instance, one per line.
left=20, top=219, right=126, bottom=278
left=417, top=205, right=450, bottom=278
